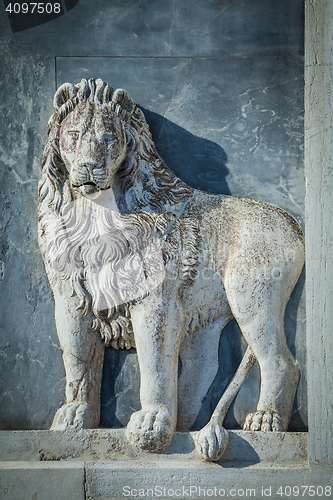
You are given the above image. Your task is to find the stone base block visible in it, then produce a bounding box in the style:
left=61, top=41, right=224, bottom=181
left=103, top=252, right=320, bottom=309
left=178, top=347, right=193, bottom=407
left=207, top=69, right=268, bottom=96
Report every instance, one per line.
left=0, top=430, right=307, bottom=465
left=0, top=430, right=310, bottom=500
left=0, top=461, right=84, bottom=500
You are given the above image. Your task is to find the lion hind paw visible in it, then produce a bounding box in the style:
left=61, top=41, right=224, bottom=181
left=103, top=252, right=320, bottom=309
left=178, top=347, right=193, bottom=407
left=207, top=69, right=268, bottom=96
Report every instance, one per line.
left=243, top=411, right=282, bottom=431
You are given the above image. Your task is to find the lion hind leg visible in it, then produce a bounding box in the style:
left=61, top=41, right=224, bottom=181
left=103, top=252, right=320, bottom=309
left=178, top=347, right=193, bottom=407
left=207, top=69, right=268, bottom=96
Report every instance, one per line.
left=239, top=318, right=298, bottom=432
left=224, top=267, right=300, bottom=432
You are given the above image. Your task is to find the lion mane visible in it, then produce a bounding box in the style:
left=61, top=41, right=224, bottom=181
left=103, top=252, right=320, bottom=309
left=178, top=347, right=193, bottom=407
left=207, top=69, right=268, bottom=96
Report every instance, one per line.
left=38, top=78, right=200, bottom=349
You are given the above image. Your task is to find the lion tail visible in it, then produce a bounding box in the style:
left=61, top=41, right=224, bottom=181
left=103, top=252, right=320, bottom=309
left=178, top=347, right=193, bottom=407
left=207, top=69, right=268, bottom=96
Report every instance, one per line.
left=210, top=347, right=256, bottom=425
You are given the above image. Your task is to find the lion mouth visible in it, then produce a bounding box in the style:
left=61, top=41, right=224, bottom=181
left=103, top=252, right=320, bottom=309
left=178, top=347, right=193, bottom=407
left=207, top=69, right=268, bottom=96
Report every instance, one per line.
left=72, top=181, right=101, bottom=196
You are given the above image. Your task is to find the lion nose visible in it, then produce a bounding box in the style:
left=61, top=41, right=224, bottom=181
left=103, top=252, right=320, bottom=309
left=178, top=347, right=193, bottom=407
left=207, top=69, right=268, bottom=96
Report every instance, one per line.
left=78, top=160, right=100, bottom=172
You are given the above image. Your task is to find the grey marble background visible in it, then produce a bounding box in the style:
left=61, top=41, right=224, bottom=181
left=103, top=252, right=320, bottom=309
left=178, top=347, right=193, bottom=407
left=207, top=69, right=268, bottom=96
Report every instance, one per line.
left=0, top=0, right=306, bottom=431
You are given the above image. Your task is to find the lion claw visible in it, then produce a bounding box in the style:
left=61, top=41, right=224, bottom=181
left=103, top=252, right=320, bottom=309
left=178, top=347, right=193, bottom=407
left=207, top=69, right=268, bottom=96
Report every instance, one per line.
left=243, top=410, right=282, bottom=431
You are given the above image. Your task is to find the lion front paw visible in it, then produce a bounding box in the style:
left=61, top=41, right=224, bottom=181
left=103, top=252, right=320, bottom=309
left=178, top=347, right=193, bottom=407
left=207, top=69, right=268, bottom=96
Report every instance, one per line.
left=51, top=403, right=99, bottom=430
left=195, top=421, right=229, bottom=462
left=243, top=411, right=282, bottom=431
left=127, top=408, right=175, bottom=453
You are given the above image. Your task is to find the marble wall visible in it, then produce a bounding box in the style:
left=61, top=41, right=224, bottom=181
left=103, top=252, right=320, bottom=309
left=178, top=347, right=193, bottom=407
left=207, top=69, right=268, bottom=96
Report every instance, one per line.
left=0, top=0, right=305, bottom=431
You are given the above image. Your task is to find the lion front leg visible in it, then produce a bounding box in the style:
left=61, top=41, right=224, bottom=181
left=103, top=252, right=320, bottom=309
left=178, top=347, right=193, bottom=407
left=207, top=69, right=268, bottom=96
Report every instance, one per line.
left=127, top=288, right=183, bottom=452
left=51, top=281, right=105, bottom=430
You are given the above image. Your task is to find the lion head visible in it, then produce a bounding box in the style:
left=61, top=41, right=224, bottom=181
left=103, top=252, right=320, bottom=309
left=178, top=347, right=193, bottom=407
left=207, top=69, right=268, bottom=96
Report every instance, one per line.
left=38, top=79, right=196, bottom=349
left=38, top=78, right=193, bottom=216
left=59, top=96, right=127, bottom=197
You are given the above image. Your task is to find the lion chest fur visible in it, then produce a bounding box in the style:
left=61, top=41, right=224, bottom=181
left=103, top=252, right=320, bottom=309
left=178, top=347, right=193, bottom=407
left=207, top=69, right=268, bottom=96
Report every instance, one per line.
left=39, top=192, right=208, bottom=349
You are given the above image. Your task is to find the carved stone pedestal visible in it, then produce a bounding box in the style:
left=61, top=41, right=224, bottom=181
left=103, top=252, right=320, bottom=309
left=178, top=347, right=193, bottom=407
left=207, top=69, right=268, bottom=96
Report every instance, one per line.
left=0, top=430, right=308, bottom=499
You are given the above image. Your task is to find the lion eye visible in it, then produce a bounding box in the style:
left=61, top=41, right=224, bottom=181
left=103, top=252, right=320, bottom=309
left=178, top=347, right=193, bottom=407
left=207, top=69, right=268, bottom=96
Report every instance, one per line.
left=68, top=131, right=79, bottom=140
left=103, top=133, right=117, bottom=144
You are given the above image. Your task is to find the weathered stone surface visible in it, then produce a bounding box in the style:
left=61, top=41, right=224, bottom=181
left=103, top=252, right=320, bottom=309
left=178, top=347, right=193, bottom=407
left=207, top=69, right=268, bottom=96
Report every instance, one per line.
left=37, top=78, right=304, bottom=462
left=0, top=0, right=306, bottom=437
left=56, top=56, right=306, bottom=432
left=0, top=461, right=84, bottom=500
left=305, top=0, right=333, bottom=464
left=0, top=56, right=65, bottom=430
left=1, top=0, right=333, bottom=495
left=171, top=0, right=304, bottom=58
left=0, top=0, right=304, bottom=58
left=0, top=0, right=174, bottom=57
left=84, top=465, right=333, bottom=500
left=0, top=429, right=308, bottom=465
left=2, top=458, right=332, bottom=500
left=56, top=55, right=305, bottom=215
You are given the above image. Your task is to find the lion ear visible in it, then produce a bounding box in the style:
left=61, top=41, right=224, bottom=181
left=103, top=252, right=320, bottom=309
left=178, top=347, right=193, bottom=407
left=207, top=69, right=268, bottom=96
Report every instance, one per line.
left=112, top=89, right=134, bottom=115
left=54, top=83, right=78, bottom=109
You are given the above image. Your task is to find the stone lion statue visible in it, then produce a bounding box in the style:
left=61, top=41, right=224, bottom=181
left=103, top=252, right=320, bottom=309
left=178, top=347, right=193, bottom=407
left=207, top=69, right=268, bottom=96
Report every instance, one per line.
left=38, top=78, right=305, bottom=461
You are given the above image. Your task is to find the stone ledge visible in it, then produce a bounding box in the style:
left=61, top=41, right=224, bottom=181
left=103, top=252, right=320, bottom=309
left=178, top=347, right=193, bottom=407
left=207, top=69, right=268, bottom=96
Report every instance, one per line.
left=4, top=461, right=333, bottom=500
left=0, top=461, right=85, bottom=500
left=0, top=430, right=307, bottom=466
left=85, top=463, right=333, bottom=500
